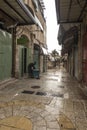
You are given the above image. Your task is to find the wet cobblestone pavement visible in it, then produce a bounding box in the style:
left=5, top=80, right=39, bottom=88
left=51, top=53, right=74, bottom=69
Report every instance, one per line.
left=0, top=68, right=87, bottom=130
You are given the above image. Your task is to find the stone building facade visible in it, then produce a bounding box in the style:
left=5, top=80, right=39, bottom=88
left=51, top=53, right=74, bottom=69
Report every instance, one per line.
left=15, top=0, right=47, bottom=77
left=0, top=0, right=47, bottom=80
left=55, top=0, right=87, bottom=86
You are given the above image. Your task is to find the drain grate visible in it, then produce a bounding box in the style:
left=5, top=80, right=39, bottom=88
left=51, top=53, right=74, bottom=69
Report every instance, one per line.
left=36, top=91, right=63, bottom=98
left=31, top=86, right=40, bottom=89
left=22, top=90, right=34, bottom=94
left=36, top=92, right=47, bottom=96
left=22, top=90, right=63, bottom=98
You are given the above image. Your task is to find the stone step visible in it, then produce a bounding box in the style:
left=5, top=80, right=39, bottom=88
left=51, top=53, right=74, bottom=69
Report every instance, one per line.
left=0, top=78, right=18, bottom=90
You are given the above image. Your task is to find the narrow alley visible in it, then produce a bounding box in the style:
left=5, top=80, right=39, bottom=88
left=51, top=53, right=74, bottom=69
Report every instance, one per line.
left=0, top=67, right=87, bottom=130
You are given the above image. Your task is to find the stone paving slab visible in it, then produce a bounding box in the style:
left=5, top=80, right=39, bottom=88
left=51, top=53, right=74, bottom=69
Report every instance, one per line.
left=0, top=68, right=87, bottom=130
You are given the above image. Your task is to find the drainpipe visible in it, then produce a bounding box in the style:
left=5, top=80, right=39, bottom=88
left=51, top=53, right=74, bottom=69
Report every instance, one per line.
left=12, top=27, right=17, bottom=78
left=17, top=0, right=37, bottom=25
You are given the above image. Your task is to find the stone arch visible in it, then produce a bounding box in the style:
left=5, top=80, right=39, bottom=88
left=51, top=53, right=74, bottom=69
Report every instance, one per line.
left=34, top=43, right=40, bottom=50
left=17, top=34, right=29, bottom=47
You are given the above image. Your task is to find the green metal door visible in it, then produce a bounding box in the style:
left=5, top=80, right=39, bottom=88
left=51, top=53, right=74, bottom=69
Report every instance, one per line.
left=34, top=50, right=39, bottom=69
left=0, top=29, right=12, bottom=80
left=19, top=46, right=26, bottom=77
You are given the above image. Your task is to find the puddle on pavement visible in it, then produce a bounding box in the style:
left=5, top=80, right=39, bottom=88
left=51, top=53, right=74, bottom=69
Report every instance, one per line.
left=22, top=90, right=64, bottom=98
left=0, top=116, right=32, bottom=130
left=22, top=90, right=34, bottom=94
left=57, top=112, right=76, bottom=130
left=36, top=91, right=47, bottom=96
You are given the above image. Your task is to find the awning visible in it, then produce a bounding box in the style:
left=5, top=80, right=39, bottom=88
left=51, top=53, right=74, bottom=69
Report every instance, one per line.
left=41, top=46, right=48, bottom=55
left=58, top=24, right=78, bottom=44
left=0, top=0, right=37, bottom=26
left=55, top=0, right=87, bottom=24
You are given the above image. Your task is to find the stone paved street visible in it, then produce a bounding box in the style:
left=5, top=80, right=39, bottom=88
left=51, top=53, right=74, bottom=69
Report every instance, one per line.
left=0, top=68, right=87, bottom=130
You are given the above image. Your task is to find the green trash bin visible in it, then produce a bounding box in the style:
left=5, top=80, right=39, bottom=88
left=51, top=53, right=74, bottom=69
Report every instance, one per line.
left=33, top=69, right=40, bottom=79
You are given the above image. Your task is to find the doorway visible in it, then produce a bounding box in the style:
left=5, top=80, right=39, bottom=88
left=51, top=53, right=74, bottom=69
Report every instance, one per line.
left=21, top=48, right=27, bottom=76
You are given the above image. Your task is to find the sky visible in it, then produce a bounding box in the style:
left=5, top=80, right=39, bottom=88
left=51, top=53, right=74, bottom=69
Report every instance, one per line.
left=43, top=0, right=61, bottom=54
